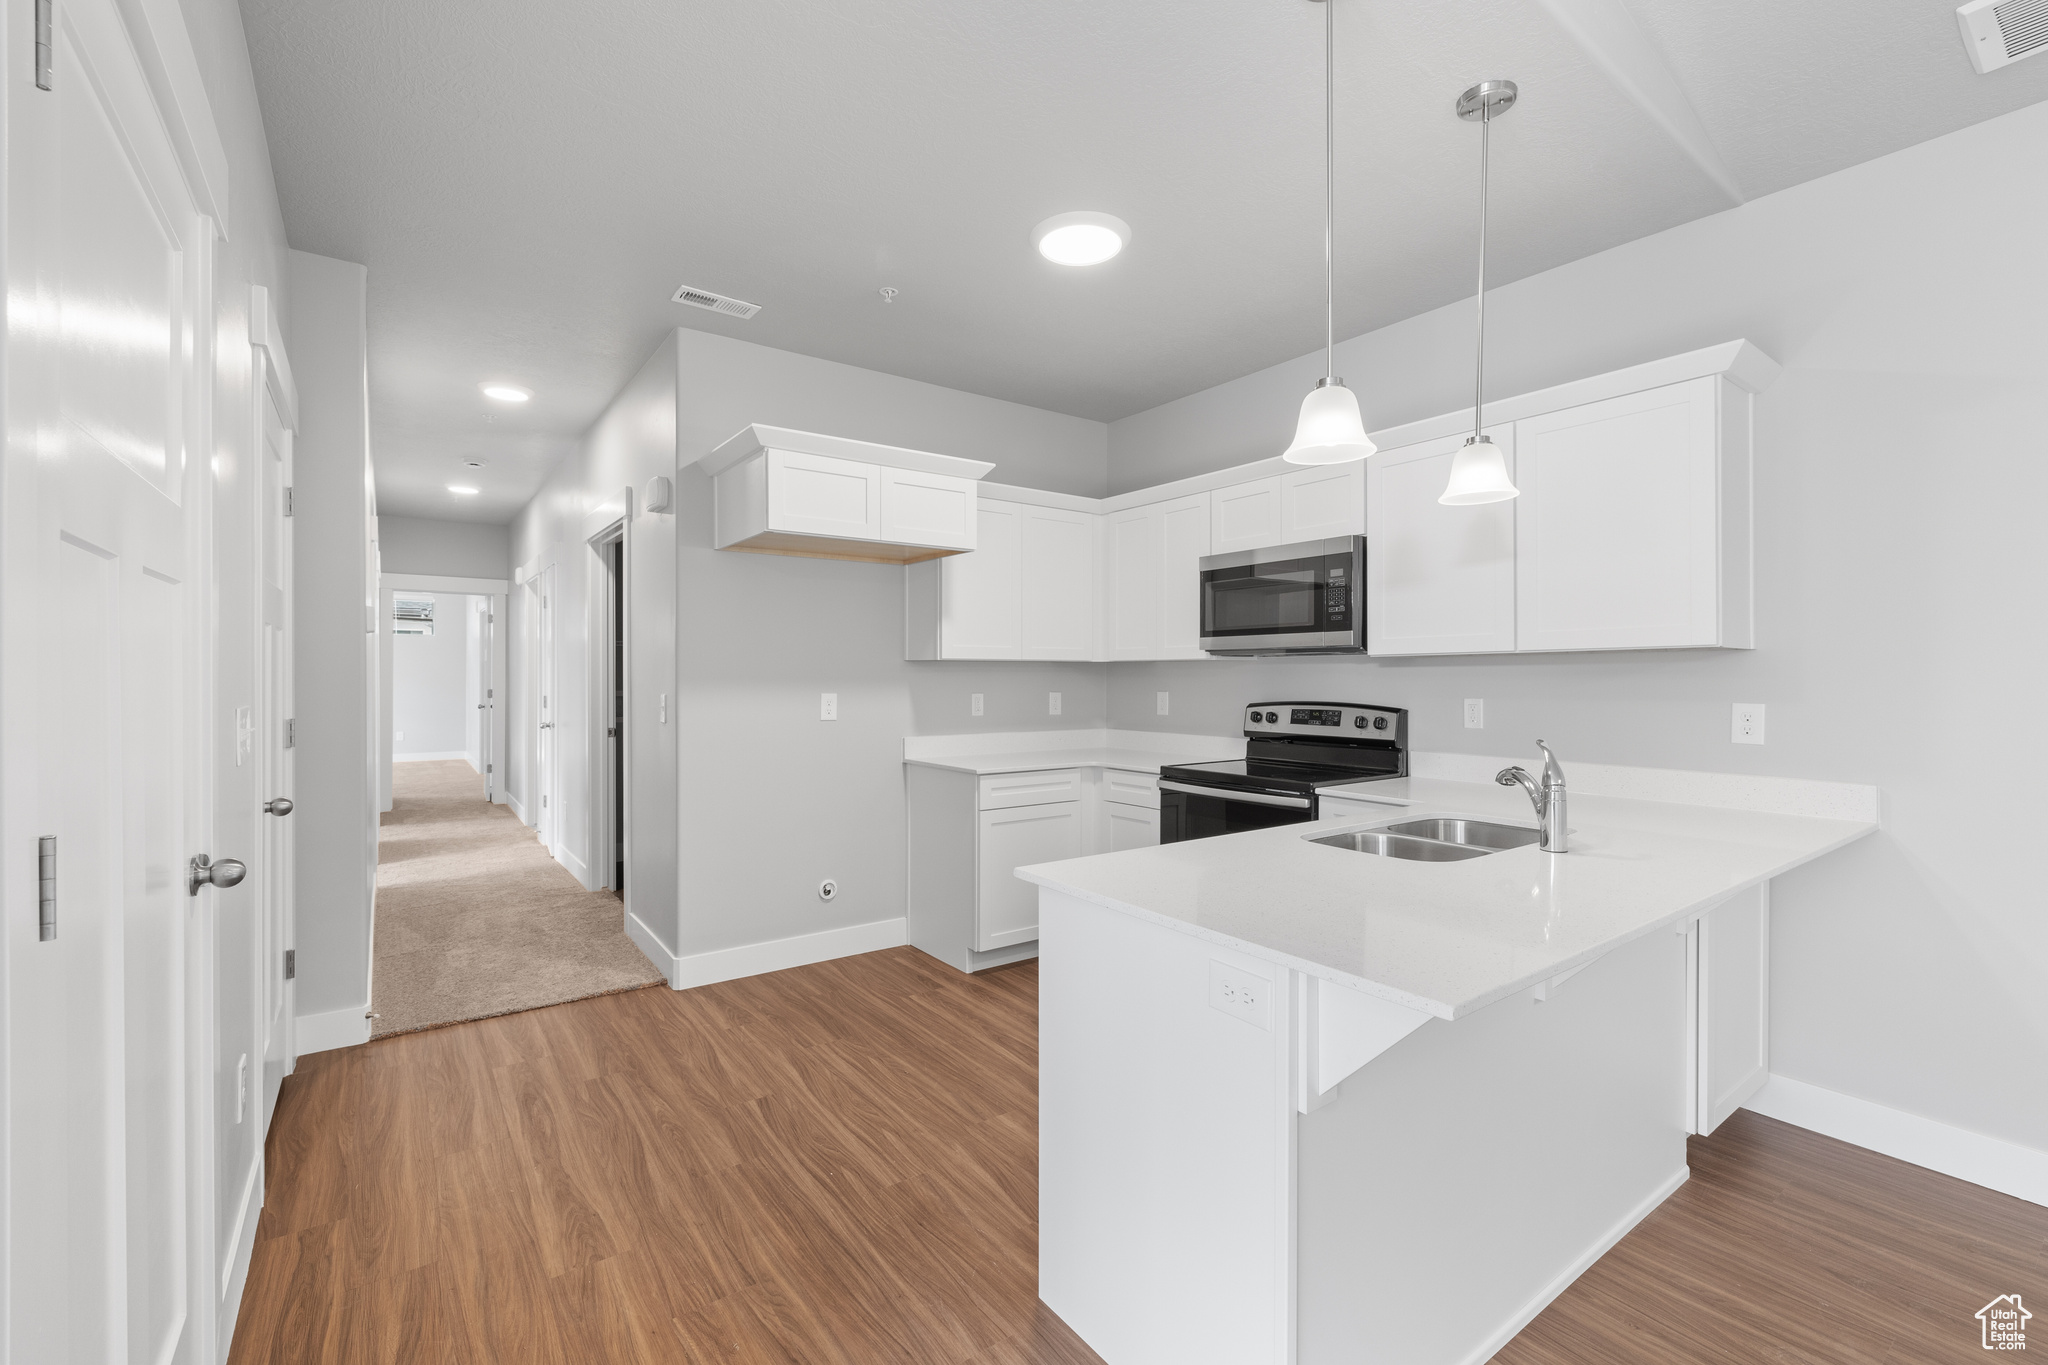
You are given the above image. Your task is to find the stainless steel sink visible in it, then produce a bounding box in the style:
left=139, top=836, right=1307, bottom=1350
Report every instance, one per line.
left=1381, top=818, right=1541, bottom=851
left=1308, top=830, right=1490, bottom=862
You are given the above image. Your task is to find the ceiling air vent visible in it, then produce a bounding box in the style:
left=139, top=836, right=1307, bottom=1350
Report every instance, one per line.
left=1959, top=0, right=2048, bottom=73
left=671, top=285, right=762, bottom=319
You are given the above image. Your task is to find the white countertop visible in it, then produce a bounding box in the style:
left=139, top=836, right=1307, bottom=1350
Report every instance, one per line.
left=1017, top=773, right=1877, bottom=1021
left=904, top=746, right=1213, bottom=776
left=902, top=728, right=1243, bottom=777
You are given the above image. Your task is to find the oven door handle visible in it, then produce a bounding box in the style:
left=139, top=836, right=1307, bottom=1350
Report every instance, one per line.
left=1158, top=781, right=1312, bottom=809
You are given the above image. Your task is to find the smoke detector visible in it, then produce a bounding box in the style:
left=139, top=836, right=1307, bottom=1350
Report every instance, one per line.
left=1959, top=0, right=2048, bottom=73
left=671, top=284, right=761, bottom=319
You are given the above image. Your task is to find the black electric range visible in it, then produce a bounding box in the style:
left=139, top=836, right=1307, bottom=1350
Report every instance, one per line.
left=1157, top=702, right=1407, bottom=843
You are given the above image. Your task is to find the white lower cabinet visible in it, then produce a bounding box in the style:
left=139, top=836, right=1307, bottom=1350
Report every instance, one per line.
left=1104, top=802, right=1160, bottom=851
left=1689, top=884, right=1769, bottom=1135
left=977, top=802, right=1082, bottom=950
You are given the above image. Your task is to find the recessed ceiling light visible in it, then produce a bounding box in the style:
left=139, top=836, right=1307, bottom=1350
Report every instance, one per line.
left=447, top=485, right=479, bottom=495
left=481, top=384, right=530, bottom=403
left=1032, top=212, right=1130, bottom=266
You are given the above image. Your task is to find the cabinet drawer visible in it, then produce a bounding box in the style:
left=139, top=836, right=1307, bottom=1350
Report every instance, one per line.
left=1102, top=769, right=1159, bottom=808
left=979, top=768, right=1084, bottom=810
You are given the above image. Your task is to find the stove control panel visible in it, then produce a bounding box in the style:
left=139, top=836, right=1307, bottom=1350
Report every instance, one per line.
left=1244, top=702, right=1405, bottom=740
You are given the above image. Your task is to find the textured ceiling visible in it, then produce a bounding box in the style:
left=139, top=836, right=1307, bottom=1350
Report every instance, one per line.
left=238, top=0, right=2048, bottom=523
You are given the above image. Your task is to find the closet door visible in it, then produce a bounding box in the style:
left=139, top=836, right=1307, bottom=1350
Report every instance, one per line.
left=1365, top=428, right=1516, bottom=656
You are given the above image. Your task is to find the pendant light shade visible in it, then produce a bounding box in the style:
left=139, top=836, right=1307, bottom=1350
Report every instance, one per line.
left=1439, top=436, right=1517, bottom=504
left=1441, top=79, right=1520, bottom=505
left=1284, top=379, right=1376, bottom=465
left=1283, top=0, right=1374, bottom=466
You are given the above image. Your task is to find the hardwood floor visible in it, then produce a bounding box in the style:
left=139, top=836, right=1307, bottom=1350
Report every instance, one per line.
left=231, top=947, right=2046, bottom=1363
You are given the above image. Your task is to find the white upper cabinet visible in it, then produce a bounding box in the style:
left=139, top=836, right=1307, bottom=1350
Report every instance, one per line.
left=1210, top=477, right=1283, bottom=553
left=1104, top=492, right=1211, bottom=661
left=1279, top=463, right=1365, bottom=542
left=1366, top=426, right=1517, bottom=656
left=933, top=501, right=1024, bottom=658
left=1515, top=377, right=1741, bottom=651
left=1020, top=506, right=1098, bottom=659
left=705, top=424, right=992, bottom=563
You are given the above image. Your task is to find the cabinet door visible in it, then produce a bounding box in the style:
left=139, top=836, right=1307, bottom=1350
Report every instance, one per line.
left=978, top=801, right=1082, bottom=950
left=1105, top=802, right=1161, bottom=852
left=766, top=449, right=881, bottom=540
left=1365, top=427, right=1517, bottom=656
left=1105, top=504, right=1163, bottom=660
left=1210, top=476, right=1284, bottom=553
left=1280, top=463, right=1364, bottom=541
left=1515, top=378, right=1722, bottom=650
left=1157, top=494, right=1211, bottom=659
left=1020, top=506, right=1097, bottom=660
left=880, top=467, right=977, bottom=551
left=941, top=501, right=1023, bottom=658
left=1693, top=885, right=1768, bottom=1136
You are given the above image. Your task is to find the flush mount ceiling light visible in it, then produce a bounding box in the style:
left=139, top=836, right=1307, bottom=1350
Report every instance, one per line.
left=1032, top=212, right=1130, bottom=266
left=1283, top=0, right=1375, bottom=466
left=480, top=383, right=530, bottom=403
left=447, top=485, right=480, bottom=495
left=1440, top=79, right=1521, bottom=506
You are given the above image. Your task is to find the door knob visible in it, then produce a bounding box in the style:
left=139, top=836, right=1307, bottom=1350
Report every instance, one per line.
left=187, top=854, right=248, bottom=896
left=539, top=722, right=553, bottom=729
left=264, top=798, right=293, bottom=816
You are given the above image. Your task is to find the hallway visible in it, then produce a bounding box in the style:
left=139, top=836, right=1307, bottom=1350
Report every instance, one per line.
left=372, top=760, right=662, bottom=1037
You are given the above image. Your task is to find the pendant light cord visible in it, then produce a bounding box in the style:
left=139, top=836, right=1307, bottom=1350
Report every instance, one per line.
left=1324, top=0, right=1335, bottom=381
left=1472, top=98, right=1490, bottom=441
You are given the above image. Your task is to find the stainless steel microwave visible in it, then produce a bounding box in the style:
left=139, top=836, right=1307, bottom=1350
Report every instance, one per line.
left=1199, top=535, right=1365, bottom=655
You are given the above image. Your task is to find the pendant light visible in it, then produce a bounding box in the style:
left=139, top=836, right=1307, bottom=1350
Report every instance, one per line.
left=1439, top=79, right=1520, bottom=505
left=1283, top=0, right=1375, bottom=465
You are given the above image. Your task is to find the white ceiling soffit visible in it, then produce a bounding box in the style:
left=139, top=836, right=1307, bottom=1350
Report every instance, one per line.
left=238, top=0, right=2048, bottom=520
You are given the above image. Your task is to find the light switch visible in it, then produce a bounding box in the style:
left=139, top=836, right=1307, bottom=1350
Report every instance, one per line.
left=970, top=693, right=984, bottom=717
left=1048, top=691, right=1062, bottom=716
left=1156, top=691, right=1170, bottom=716
left=820, top=692, right=839, bottom=721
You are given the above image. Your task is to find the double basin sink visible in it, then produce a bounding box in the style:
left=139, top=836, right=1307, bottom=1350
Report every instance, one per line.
left=1309, top=817, right=1540, bottom=862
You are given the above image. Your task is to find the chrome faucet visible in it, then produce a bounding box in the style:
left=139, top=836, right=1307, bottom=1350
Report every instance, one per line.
left=1497, top=740, right=1568, bottom=853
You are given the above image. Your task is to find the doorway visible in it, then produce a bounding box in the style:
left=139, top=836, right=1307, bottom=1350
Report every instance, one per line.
left=595, top=532, right=627, bottom=897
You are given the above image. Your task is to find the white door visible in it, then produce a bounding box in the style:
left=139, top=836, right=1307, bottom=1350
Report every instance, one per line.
left=1019, top=506, right=1096, bottom=660
left=258, top=386, right=296, bottom=1123
left=941, top=501, right=1023, bottom=658
left=1515, top=378, right=1723, bottom=651
left=1105, top=504, right=1162, bottom=660
left=1365, top=427, right=1518, bottom=656
left=1210, top=476, right=1284, bottom=553
left=1279, top=463, right=1364, bottom=542
left=977, top=802, right=1082, bottom=950
left=535, top=569, right=557, bottom=846
left=5, top=0, right=213, bottom=1357
left=1157, top=494, right=1211, bottom=659
left=476, top=597, right=495, bottom=798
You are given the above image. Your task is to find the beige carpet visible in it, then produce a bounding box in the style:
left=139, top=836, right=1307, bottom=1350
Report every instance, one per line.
left=371, top=759, right=663, bottom=1038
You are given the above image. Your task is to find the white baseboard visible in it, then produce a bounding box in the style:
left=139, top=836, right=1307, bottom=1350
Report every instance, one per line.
left=630, top=914, right=908, bottom=991
left=1744, top=1074, right=2048, bottom=1208
left=506, top=791, right=528, bottom=823
left=557, top=843, right=594, bottom=891
left=1460, top=1165, right=1690, bottom=1365
left=296, top=1003, right=371, bottom=1054
left=393, top=751, right=474, bottom=763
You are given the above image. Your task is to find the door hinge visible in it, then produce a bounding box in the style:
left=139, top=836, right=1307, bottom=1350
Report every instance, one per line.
left=284, top=718, right=295, bottom=748
left=283, top=948, right=295, bottom=980
left=542, top=794, right=548, bottom=807
left=35, top=0, right=52, bottom=90
left=37, top=836, right=56, bottom=941
left=486, top=763, right=493, bottom=774
left=283, top=486, right=294, bottom=517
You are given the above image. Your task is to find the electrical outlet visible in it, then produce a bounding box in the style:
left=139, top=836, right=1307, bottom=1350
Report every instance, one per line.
left=820, top=692, right=838, bottom=721
left=394, top=730, right=404, bottom=742
left=1048, top=691, right=1062, bottom=716
left=970, top=692, right=984, bottom=717
left=235, top=1054, right=249, bottom=1124
left=1732, top=703, right=1765, bottom=745
left=1464, top=698, right=1484, bottom=729
left=1156, top=691, right=1170, bottom=716
left=1209, top=961, right=1271, bottom=1029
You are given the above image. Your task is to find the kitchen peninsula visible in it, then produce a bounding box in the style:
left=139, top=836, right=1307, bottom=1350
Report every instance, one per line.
left=1021, top=763, right=1878, bottom=1365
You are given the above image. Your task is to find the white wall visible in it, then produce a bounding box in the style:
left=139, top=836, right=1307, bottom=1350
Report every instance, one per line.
left=1104, top=104, right=2048, bottom=1156
left=391, top=595, right=473, bottom=759
left=508, top=328, right=1113, bottom=971
left=287, top=250, right=378, bottom=1039
left=379, top=514, right=510, bottom=579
